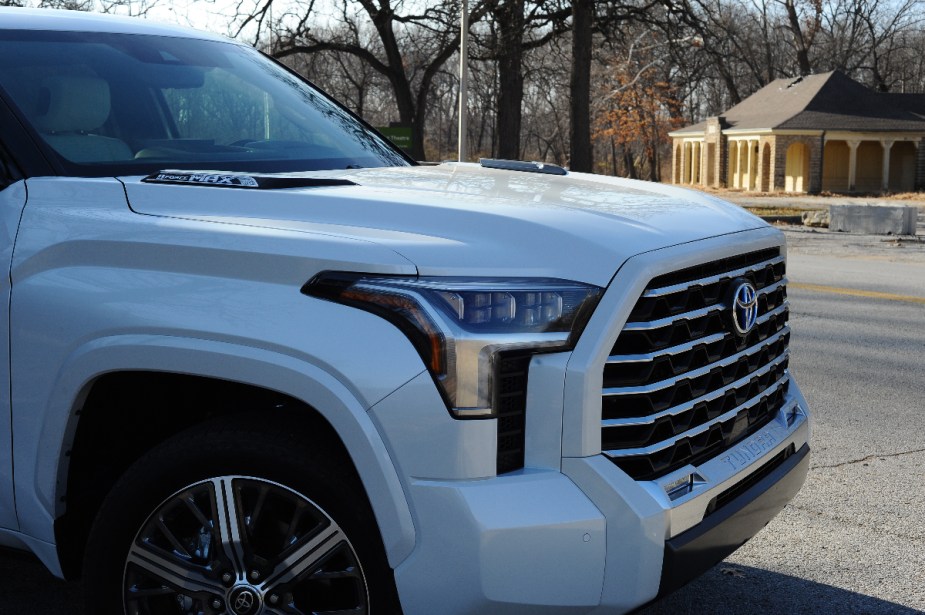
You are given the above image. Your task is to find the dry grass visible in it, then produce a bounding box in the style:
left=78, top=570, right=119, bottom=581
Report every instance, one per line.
left=883, top=192, right=925, bottom=201
left=742, top=206, right=806, bottom=216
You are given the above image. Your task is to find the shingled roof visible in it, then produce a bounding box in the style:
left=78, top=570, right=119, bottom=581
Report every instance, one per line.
left=674, top=71, right=925, bottom=134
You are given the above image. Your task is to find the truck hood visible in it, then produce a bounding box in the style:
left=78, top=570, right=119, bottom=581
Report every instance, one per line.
left=122, top=163, right=766, bottom=287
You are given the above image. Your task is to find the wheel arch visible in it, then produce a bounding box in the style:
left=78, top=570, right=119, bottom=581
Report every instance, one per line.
left=34, top=335, right=416, bottom=580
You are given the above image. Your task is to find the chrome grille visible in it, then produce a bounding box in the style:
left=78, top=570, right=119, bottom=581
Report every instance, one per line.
left=602, top=248, right=789, bottom=481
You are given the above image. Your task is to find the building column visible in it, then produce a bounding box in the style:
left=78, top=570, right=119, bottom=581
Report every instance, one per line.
left=733, top=141, right=742, bottom=188
left=745, top=140, right=754, bottom=190
left=700, top=141, right=708, bottom=186
left=847, top=140, right=861, bottom=192
left=729, top=141, right=736, bottom=188
left=690, top=142, right=699, bottom=184
left=691, top=141, right=703, bottom=185
left=755, top=140, right=762, bottom=192
left=672, top=144, right=678, bottom=184
left=881, top=140, right=894, bottom=191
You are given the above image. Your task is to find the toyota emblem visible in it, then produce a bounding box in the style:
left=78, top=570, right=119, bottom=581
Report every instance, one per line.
left=229, top=587, right=260, bottom=615
left=732, top=281, right=759, bottom=335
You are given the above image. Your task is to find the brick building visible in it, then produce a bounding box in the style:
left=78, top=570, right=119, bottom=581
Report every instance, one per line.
left=669, top=71, right=925, bottom=193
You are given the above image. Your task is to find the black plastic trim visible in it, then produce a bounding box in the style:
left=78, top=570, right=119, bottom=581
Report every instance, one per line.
left=657, top=442, right=810, bottom=598
left=142, top=171, right=357, bottom=190
left=479, top=158, right=568, bottom=175
left=0, top=89, right=55, bottom=178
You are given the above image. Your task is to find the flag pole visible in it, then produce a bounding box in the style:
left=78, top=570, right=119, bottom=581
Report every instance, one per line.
left=458, top=0, right=469, bottom=162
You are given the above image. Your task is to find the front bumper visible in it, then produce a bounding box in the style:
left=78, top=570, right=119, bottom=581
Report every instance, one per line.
left=658, top=442, right=810, bottom=597
left=393, top=401, right=810, bottom=614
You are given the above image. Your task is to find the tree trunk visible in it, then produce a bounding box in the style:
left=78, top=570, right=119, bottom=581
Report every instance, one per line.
left=494, top=0, right=525, bottom=160
left=363, top=6, right=422, bottom=158
left=569, top=0, right=593, bottom=172
left=622, top=145, right=637, bottom=179
left=781, top=0, right=815, bottom=76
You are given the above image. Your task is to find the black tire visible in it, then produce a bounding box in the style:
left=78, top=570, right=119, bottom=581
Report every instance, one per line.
left=83, top=414, right=401, bottom=615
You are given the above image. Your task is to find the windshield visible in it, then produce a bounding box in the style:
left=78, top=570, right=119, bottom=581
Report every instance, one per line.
left=0, top=30, right=410, bottom=175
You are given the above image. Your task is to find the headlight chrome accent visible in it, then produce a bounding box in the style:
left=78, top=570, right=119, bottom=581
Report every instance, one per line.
left=304, top=274, right=602, bottom=418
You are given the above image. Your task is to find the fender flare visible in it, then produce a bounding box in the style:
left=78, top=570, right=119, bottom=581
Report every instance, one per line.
left=26, top=333, right=416, bottom=569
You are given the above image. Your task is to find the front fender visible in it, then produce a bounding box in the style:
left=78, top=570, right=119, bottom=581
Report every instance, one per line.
left=20, top=334, right=418, bottom=570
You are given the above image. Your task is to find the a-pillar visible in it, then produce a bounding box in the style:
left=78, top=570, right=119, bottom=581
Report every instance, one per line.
left=847, top=140, right=861, bottom=192
left=881, top=140, right=894, bottom=191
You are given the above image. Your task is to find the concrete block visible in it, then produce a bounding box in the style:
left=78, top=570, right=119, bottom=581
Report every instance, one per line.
left=802, top=210, right=830, bottom=228
left=828, top=204, right=917, bottom=235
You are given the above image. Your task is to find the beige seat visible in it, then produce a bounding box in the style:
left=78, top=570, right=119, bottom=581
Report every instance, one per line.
left=34, top=76, right=133, bottom=163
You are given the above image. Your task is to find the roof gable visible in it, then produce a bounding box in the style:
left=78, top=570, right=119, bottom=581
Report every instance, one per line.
left=720, top=72, right=835, bottom=130
left=680, top=71, right=925, bottom=134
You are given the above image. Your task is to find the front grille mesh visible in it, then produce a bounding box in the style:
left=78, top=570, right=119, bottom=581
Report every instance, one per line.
left=602, top=247, right=790, bottom=481
left=496, top=352, right=531, bottom=474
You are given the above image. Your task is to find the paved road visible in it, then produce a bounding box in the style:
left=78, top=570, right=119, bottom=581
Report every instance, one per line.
left=2, top=226, right=924, bottom=614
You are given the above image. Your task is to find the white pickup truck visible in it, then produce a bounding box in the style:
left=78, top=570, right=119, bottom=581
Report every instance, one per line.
left=0, top=8, right=810, bottom=615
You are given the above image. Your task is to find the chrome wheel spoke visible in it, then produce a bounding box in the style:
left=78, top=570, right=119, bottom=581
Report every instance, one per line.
left=246, top=483, right=270, bottom=533
left=154, top=516, right=192, bottom=559
left=212, top=476, right=248, bottom=575
left=124, top=476, right=368, bottom=614
left=266, top=523, right=344, bottom=587
left=126, top=541, right=223, bottom=595
left=125, top=584, right=176, bottom=598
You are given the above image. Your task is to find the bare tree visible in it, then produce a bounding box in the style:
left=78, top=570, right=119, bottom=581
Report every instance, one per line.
left=234, top=0, right=491, bottom=160
left=817, top=0, right=925, bottom=90
left=568, top=0, right=593, bottom=171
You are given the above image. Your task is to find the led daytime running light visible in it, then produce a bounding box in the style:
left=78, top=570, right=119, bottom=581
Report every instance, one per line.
left=304, top=274, right=602, bottom=418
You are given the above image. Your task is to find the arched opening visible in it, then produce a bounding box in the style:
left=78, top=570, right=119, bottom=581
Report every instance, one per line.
left=748, top=141, right=759, bottom=190
left=785, top=142, right=810, bottom=192
left=737, top=142, right=748, bottom=189
left=855, top=141, right=882, bottom=192
left=889, top=142, right=916, bottom=192
left=822, top=141, right=849, bottom=192
left=727, top=141, right=738, bottom=188
left=761, top=142, right=771, bottom=191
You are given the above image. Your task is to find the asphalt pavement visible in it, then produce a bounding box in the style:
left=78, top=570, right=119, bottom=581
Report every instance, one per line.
left=1, top=224, right=924, bottom=614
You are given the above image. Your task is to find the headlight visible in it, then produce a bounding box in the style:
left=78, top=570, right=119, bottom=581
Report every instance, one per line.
left=304, top=274, right=602, bottom=418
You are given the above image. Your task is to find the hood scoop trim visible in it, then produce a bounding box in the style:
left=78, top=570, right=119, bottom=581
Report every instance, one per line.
left=479, top=158, right=568, bottom=176
left=142, top=170, right=357, bottom=190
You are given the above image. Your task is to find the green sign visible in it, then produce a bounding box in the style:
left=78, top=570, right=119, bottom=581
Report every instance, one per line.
left=377, top=126, right=413, bottom=154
